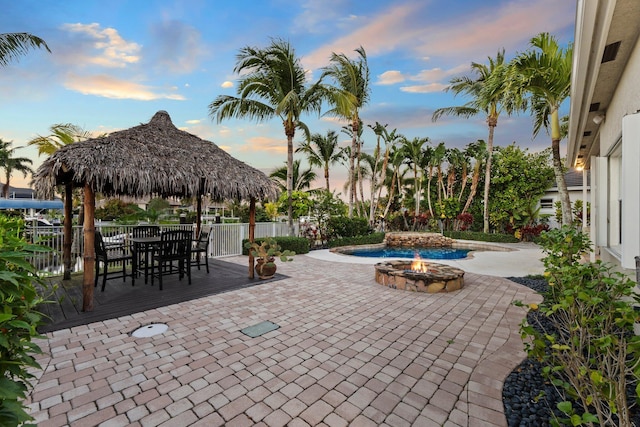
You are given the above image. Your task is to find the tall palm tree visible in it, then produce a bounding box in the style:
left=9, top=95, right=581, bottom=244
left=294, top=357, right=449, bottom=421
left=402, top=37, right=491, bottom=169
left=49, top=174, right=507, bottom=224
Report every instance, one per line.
left=296, top=130, right=345, bottom=192
left=398, top=136, right=430, bottom=217
left=461, top=139, right=487, bottom=215
left=0, top=140, right=33, bottom=198
left=382, top=143, right=407, bottom=219
left=0, top=32, right=50, bottom=67
left=321, top=47, right=370, bottom=218
left=432, top=49, right=524, bottom=233
left=269, top=159, right=317, bottom=193
left=27, top=123, right=94, bottom=156
left=209, top=38, right=324, bottom=236
left=512, top=33, right=573, bottom=225
left=367, top=122, right=401, bottom=224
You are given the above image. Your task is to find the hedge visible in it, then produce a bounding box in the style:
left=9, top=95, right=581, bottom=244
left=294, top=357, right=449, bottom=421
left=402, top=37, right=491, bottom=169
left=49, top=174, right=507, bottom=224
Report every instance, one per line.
left=241, top=236, right=310, bottom=255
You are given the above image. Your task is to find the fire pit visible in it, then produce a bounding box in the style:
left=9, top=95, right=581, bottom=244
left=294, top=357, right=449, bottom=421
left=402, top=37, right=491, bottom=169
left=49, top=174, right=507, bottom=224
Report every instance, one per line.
left=374, top=257, right=465, bottom=293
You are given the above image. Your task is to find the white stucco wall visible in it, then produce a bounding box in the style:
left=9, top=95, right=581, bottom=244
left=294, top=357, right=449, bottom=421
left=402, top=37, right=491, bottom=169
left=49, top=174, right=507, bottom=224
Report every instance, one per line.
left=599, top=36, right=640, bottom=157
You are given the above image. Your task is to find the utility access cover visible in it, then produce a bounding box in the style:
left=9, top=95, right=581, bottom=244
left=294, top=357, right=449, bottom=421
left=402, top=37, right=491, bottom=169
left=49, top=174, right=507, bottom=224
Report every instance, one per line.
left=241, top=321, right=280, bottom=338
left=131, top=323, right=169, bottom=338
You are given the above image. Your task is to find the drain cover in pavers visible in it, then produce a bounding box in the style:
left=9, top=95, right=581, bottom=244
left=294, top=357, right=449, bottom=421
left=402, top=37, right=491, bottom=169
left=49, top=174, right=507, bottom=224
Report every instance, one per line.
left=241, top=321, right=279, bottom=337
left=131, top=323, right=168, bottom=338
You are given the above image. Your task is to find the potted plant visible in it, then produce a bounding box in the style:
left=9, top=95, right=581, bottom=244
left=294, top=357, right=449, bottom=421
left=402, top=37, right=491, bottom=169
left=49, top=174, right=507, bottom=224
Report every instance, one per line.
left=244, top=238, right=295, bottom=279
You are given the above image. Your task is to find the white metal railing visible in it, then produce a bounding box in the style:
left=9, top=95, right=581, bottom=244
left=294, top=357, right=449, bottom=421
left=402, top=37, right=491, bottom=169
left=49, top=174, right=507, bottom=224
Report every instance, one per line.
left=25, top=222, right=294, bottom=276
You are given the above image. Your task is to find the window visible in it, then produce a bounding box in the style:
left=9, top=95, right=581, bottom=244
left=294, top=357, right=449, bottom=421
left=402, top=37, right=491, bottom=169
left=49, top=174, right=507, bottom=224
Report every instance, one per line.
left=540, top=198, right=553, bottom=209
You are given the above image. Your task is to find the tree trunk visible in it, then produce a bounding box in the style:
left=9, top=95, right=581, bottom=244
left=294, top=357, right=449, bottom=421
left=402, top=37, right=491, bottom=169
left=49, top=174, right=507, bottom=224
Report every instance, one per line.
left=552, top=138, right=572, bottom=225
left=285, top=121, right=295, bottom=236
left=483, top=119, right=496, bottom=233
left=550, top=109, right=573, bottom=226
left=462, top=163, right=481, bottom=214
left=63, top=183, right=73, bottom=280
left=383, top=169, right=397, bottom=219
left=82, top=183, right=95, bottom=312
left=248, top=197, right=255, bottom=279
left=348, top=118, right=358, bottom=218
left=324, top=165, right=330, bottom=192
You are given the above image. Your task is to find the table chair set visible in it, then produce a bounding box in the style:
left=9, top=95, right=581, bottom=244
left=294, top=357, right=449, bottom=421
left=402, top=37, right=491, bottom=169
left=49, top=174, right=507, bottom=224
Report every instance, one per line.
left=94, top=226, right=211, bottom=291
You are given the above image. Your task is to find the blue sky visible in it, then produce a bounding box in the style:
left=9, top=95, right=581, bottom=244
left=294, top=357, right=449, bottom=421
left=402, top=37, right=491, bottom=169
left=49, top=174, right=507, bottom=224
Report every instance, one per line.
left=1, top=0, right=575, bottom=193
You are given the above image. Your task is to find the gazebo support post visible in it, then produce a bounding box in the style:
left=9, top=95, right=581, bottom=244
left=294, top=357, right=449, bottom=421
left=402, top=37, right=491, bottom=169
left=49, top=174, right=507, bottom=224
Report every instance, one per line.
left=82, top=183, right=96, bottom=312
left=248, top=197, right=255, bottom=279
left=196, top=178, right=204, bottom=238
left=63, top=183, right=73, bottom=280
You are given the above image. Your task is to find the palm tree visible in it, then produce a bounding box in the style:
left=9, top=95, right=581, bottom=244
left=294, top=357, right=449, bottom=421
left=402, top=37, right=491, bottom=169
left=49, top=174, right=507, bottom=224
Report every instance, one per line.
left=269, top=160, right=317, bottom=193
left=367, top=122, right=401, bottom=224
left=0, top=32, right=50, bottom=67
left=209, top=38, right=324, bottom=236
left=0, top=139, right=33, bottom=198
left=296, top=130, right=345, bottom=192
left=27, top=123, right=94, bottom=156
left=398, top=136, right=430, bottom=217
left=321, top=47, right=370, bottom=218
left=460, top=139, right=487, bottom=215
left=432, top=49, right=524, bottom=233
left=512, top=33, right=573, bottom=225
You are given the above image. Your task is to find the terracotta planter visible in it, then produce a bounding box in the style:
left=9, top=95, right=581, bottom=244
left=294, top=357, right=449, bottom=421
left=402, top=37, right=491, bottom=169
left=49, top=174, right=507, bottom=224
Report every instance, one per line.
left=255, top=257, right=277, bottom=279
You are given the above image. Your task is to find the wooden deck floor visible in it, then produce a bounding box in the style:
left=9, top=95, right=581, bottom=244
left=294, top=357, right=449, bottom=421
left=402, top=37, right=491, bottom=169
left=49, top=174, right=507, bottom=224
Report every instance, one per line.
left=36, top=258, right=286, bottom=333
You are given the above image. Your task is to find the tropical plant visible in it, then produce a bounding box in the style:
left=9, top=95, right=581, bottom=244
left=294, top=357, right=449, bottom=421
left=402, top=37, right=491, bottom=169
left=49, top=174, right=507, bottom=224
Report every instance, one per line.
left=521, top=227, right=640, bottom=426
left=398, top=136, right=430, bottom=219
left=488, top=144, right=555, bottom=233
left=321, top=46, right=370, bottom=218
left=27, top=123, right=94, bottom=156
left=270, top=159, right=317, bottom=193
left=296, top=130, right=345, bottom=192
left=367, top=122, right=401, bottom=224
left=0, top=215, right=49, bottom=426
left=244, top=238, right=295, bottom=265
left=0, top=32, right=50, bottom=67
left=209, top=38, right=324, bottom=236
left=0, top=140, right=33, bottom=198
left=433, top=49, right=525, bottom=233
left=460, top=139, right=487, bottom=215
left=512, top=33, right=573, bottom=226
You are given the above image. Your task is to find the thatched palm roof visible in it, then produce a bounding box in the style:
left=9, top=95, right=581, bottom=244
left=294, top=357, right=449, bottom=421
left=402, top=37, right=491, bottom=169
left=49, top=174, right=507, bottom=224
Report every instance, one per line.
left=33, top=110, right=277, bottom=200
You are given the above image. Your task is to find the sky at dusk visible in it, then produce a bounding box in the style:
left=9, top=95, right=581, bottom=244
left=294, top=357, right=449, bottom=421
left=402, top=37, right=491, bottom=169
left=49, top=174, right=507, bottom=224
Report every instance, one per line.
left=1, top=0, right=576, bottom=194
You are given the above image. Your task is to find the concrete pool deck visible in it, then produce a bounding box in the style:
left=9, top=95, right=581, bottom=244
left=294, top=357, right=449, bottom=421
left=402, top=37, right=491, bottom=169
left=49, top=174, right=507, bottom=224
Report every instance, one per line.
left=309, top=241, right=546, bottom=277
left=27, top=248, right=544, bottom=426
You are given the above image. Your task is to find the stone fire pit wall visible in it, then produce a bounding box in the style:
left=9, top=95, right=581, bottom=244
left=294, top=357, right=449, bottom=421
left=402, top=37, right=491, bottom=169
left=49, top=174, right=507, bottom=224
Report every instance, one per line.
left=375, top=261, right=465, bottom=293
left=385, top=232, right=453, bottom=248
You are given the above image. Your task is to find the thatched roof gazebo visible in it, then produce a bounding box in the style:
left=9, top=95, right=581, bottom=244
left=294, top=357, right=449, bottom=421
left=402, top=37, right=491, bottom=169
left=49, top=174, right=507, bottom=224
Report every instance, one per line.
left=33, top=110, right=278, bottom=311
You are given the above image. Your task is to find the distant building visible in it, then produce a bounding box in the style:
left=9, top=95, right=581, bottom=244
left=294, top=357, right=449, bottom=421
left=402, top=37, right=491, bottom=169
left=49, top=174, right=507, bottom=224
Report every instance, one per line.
left=539, top=170, right=591, bottom=228
left=0, top=183, right=63, bottom=213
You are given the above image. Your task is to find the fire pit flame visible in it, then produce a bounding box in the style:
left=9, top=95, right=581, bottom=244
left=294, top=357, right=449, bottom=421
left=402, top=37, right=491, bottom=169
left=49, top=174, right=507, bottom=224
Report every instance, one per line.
left=410, top=253, right=429, bottom=273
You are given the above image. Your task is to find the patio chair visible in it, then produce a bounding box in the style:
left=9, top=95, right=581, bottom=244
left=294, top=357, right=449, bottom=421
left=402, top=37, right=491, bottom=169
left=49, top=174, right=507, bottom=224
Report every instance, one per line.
left=95, top=231, right=134, bottom=292
left=150, top=230, right=192, bottom=290
left=191, top=229, right=210, bottom=273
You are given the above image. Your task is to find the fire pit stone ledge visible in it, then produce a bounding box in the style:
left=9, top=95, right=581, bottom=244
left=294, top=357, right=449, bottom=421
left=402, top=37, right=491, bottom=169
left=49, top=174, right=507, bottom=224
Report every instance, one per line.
left=374, top=260, right=465, bottom=293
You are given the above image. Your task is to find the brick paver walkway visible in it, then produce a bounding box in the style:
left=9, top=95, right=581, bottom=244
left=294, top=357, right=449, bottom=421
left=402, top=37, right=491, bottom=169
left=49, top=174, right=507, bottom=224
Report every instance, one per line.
left=27, top=255, right=542, bottom=426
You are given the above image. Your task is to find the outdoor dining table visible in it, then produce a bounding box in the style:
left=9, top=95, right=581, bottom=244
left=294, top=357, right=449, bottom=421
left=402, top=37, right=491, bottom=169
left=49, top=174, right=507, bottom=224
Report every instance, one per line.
left=130, top=236, right=161, bottom=283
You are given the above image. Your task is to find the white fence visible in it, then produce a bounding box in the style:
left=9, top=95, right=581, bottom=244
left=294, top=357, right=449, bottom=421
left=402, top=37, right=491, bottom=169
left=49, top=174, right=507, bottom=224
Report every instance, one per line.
left=26, top=222, right=294, bottom=276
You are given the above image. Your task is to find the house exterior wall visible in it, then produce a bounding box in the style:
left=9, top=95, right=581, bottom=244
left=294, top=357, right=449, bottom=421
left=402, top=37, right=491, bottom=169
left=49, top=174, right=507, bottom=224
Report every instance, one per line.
left=594, top=37, right=640, bottom=269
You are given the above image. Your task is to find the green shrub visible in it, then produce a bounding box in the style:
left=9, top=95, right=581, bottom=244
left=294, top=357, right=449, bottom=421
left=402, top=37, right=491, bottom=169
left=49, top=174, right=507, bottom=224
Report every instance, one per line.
left=328, top=232, right=385, bottom=248
left=519, top=226, right=640, bottom=426
left=0, top=215, right=49, bottom=426
left=242, top=236, right=309, bottom=255
left=326, top=216, right=371, bottom=239
left=444, top=230, right=519, bottom=243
